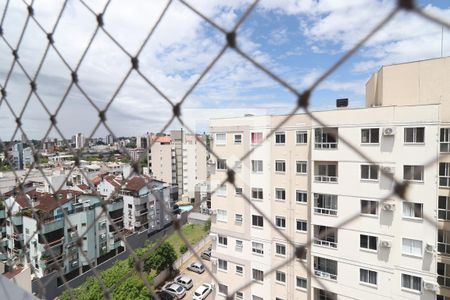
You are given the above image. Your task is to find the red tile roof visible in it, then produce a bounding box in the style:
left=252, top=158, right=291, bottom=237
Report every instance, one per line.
left=13, top=189, right=82, bottom=213
left=3, top=267, right=23, bottom=279
left=123, top=176, right=147, bottom=192
left=152, top=136, right=171, bottom=143
left=104, top=175, right=122, bottom=189
left=77, top=184, right=90, bottom=191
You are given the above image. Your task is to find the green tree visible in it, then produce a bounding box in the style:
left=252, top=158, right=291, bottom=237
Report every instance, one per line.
left=145, top=242, right=177, bottom=273
left=203, top=218, right=211, bottom=232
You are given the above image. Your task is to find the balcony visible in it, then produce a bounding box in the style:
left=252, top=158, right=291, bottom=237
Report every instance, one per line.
left=314, top=226, right=337, bottom=249
left=314, top=128, right=338, bottom=149
left=11, top=216, right=23, bottom=226
left=314, top=256, right=337, bottom=281
left=314, top=194, right=338, bottom=216
left=135, top=207, right=148, bottom=216
left=40, top=219, right=64, bottom=234
left=107, top=199, right=123, bottom=212
left=314, top=162, right=338, bottom=183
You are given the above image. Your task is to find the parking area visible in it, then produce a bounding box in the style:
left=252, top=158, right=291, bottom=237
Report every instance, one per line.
left=163, top=243, right=214, bottom=299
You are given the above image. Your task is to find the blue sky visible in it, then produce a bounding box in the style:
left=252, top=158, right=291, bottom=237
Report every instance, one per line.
left=0, top=0, right=449, bottom=140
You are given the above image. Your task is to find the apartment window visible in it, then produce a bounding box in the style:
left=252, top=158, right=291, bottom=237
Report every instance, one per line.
left=252, top=296, right=263, bottom=300
left=296, top=131, right=307, bottom=144
left=235, top=214, right=243, bottom=224
left=440, top=163, right=450, bottom=187
left=402, top=238, right=422, bottom=257
left=275, top=216, right=286, bottom=229
left=296, top=161, right=307, bottom=174
left=275, top=132, right=285, bottom=144
left=296, top=276, right=307, bottom=289
left=296, top=220, right=307, bottom=232
left=316, top=289, right=337, bottom=300
left=218, top=235, right=228, bottom=246
left=252, top=269, right=264, bottom=282
left=296, top=190, right=307, bottom=203
left=236, top=265, right=243, bottom=275
left=217, top=159, right=227, bottom=170
left=236, top=240, right=243, bottom=250
left=360, top=234, right=377, bottom=251
left=218, top=259, right=228, bottom=271
left=403, top=165, right=424, bottom=181
left=361, top=200, right=378, bottom=215
left=403, top=202, right=423, bottom=219
left=217, top=209, right=227, bottom=222
left=360, top=269, right=377, bottom=285
left=275, top=160, right=286, bottom=172
left=361, top=164, right=379, bottom=180
left=251, top=188, right=263, bottom=200
left=401, top=274, right=421, bottom=291
left=314, top=226, right=337, bottom=248
left=218, top=284, right=228, bottom=295
left=251, top=160, right=263, bottom=173
left=235, top=187, right=243, bottom=196
left=438, top=263, right=450, bottom=288
left=275, top=188, right=286, bottom=201
left=252, top=242, right=264, bottom=255
left=216, top=133, right=226, bottom=145
left=234, top=134, right=242, bottom=144
left=217, top=185, right=227, bottom=197
left=439, top=196, right=450, bottom=220
left=235, top=292, right=244, bottom=300
left=275, top=271, right=286, bottom=283
left=252, top=215, right=263, bottom=227
left=404, top=127, right=425, bottom=143
left=361, top=128, right=379, bottom=144
left=437, top=296, right=450, bottom=300
left=441, top=128, right=450, bottom=152
left=251, top=132, right=263, bottom=145
left=438, top=230, right=450, bottom=255
left=275, top=243, right=286, bottom=256
left=314, top=193, right=338, bottom=215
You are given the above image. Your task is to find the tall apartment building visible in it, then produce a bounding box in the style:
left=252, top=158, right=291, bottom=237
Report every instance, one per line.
left=75, top=133, right=84, bottom=149
left=148, top=131, right=208, bottom=199
left=210, top=56, right=450, bottom=300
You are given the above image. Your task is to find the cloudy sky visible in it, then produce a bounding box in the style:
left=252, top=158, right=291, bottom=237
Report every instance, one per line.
left=0, top=0, right=449, bottom=140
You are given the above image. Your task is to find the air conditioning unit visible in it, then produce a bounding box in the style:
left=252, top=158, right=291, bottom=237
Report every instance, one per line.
left=71, top=261, right=78, bottom=267
left=101, top=246, right=107, bottom=251
left=380, top=240, right=392, bottom=248
left=207, top=159, right=215, bottom=165
left=425, top=243, right=435, bottom=253
left=100, top=234, right=106, bottom=239
left=70, top=232, right=77, bottom=238
left=382, top=166, right=395, bottom=174
left=423, top=281, right=438, bottom=292
left=383, top=127, right=396, bottom=136
left=382, top=202, right=396, bottom=211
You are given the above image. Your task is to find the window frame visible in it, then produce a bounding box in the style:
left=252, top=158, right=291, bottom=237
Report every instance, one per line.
left=252, top=215, right=264, bottom=228
left=360, top=164, right=379, bottom=181
left=360, top=268, right=378, bottom=286
left=275, top=188, right=286, bottom=201
left=251, top=160, right=263, bottom=173
left=215, top=133, right=226, bottom=146
left=296, top=131, right=307, bottom=144
left=275, top=132, right=286, bottom=145
left=234, top=134, right=242, bottom=145
left=275, top=243, right=286, bottom=256
left=216, top=209, right=227, bottom=223
left=275, top=216, right=286, bottom=229
left=402, top=238, right=422, bottom=257
left=218, top=259, right=228, bottom=271
left=252, top=268, right=264, bottom=282
left=296, top=161, right=307, bottom=175
left=296, top=219, right=307, bottom=232
left=275, top=270, right=286, bottom=284
left=252, top=241, right=264, bottom=255
left=404, top=127, right=425, bottom=144
left=401, top=273, right=422, bottom=292
left=218, top=235, right=228, bottom=247
left=251, top=132, right=263, bottom=145
left=403, top=165, right=424, bottom=182
left=296, top=190, right=307, bottom=204
left=275, top=160, right=286, bottom=173
left=296, top=276, right=307, bottom=290
left=360, top=234, right=378, bottom=251
left=216, top=159, right=227, bottom=171
left=251, top=187, right=263, bottom=200
left=360, top=200, right=378, bottom=216
left=361, top=128, right=380, bottom=144
left=402, top=202, right=423, bottom=220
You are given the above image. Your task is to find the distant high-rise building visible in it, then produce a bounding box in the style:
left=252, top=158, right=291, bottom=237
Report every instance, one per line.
left=75, top=133, right=84, bottom=149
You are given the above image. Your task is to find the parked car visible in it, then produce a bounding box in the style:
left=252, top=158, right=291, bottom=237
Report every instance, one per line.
left=192, top=283, right=213, bottom=300
left=163, top=282, right=186, bottom=299
left=187, top=262, right=205, bottom=274
left=200, top=249, right=211, bottom=261
left=175, top=275, right=193, bottom=290
left=156, top=291, right=176, bottom=300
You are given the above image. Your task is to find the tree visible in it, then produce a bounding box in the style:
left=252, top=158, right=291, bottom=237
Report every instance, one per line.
left=203, top=218, right=211, bottom=232
left=144, top=242, right=177, bottom=273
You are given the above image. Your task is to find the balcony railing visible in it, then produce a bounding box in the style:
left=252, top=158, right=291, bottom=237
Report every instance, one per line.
left=314, top=207, right=338, bottom=216
left=314, top=176, right=338, bottom=183
left=41, top=219, right=64, bottom=234
left=135, top=208, right=148, bottom=216
left=314, top=270, right=337, bottom=280
left=314, top=142, right=338, bottom=149
left=314, top=239, right=337, bottom=248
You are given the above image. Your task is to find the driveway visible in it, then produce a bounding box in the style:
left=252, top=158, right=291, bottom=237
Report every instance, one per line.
left=178, top=243, right=214, bottom=299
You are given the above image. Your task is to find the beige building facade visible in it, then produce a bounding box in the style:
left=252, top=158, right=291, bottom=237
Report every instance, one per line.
left=210, top=56, right=450, bottom=300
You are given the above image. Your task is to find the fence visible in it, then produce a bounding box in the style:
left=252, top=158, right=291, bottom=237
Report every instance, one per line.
left=0, top=0, right=449, bottom=300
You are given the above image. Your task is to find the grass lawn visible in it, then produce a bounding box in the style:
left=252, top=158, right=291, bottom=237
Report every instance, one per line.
left=166, top=223, right=208, bottom=256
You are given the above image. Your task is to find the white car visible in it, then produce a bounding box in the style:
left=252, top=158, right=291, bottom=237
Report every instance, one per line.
left=163, top=282, right=186, bottom=299
left=192, top=283, right=212, bottom=300
left=175, top=275, right=193, bottom=290
left=187, top=262, right=205, bottom=274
